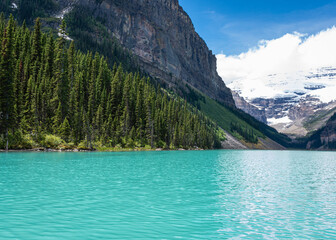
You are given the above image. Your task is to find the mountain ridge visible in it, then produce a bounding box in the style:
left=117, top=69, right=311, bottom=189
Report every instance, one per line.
left=224, top=66, right=336, bottom=139
left=60, top=0, right=235, bottom=106
left=0, top=0, right=291, bottom=149
left=306, top=113, right=336, bottom=150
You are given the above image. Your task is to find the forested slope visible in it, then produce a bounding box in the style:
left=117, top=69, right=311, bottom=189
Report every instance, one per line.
left=0, top=0, right=293, bottom=149
left=61, top=2, right=291, bottom=148
left=183, top=87, right=294, bottom=148
left=0, top=16, right=225, bottom=150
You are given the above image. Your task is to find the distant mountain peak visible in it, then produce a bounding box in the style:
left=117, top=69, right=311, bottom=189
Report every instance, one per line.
left=225, top=67, right=336, bottom=137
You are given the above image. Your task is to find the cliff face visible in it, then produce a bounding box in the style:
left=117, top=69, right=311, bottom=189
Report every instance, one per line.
left=232, top=91, right=267, bottom=124
left=55, top=0, right=234, bottom=106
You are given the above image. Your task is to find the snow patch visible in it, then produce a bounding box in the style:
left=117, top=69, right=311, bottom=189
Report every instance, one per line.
left=54, top=6, right=74, bottom=41
left=268, top=116, right=292, bottom=126
left=11, top=2, right=18, bottom=9
left=224, top=66, right=336, bottom=103
left=310, top=85, right=336, bottom=103
left=54, top=7, right=72, bottom=19
left=58, top=31, right=72, bottom=41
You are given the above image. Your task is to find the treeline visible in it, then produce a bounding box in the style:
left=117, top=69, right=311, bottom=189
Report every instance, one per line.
left=230, top=122, right=258, bottom=143
left=0, top=15, right=224, bottom=150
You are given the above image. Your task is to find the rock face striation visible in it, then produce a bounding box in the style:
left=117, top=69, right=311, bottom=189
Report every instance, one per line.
left=232, top=91, right=267, bottom=124
left=55, top=0, right=234, bottom=106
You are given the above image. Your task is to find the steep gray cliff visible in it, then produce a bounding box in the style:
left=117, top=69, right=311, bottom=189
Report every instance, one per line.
left=55, top=0, right=234, bottom=106
left=232, top=91, right=267, bottom=124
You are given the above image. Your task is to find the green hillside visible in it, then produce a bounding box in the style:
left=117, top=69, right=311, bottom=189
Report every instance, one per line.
left=199, top=96, right=262, bottom=142
left=304, top=106, right=336, bottom=133
left=183, top=86, right=293, bottom=147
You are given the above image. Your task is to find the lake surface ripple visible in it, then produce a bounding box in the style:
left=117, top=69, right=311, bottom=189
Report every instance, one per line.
left=0, top=150, right=336, bottom=239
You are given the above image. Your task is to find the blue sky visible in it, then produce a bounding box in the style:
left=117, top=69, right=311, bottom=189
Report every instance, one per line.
left=179, top=0, right=336, bottom=55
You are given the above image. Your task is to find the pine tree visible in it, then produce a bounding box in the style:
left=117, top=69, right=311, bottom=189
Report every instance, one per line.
left=53, top=20, right=68, bottom=121
left=53, top=102, right=62, bottom=134
left=31, top=18, right=41, bottom=64
left=0, top=15, right=15, bottom=150
left=0, top=16, right=223, bottom=150
left=67, top=41, right=75, bottom=87
left=59, top=117, right=71, bottom=142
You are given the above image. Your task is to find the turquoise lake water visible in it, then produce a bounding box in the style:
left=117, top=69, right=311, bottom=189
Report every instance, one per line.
left=0, top=150, right=336, bottom=239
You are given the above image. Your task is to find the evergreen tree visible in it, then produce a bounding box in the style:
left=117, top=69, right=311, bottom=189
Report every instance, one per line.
left=59, top=117, right=71, bottom=142
left=0, top=16, right=224, bottom=150
left=31, top=18, right=41, bottom=64
left=0, top=15, right=15, bottom=150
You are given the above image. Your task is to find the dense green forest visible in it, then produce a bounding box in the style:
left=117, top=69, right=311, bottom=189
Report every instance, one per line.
left=0, top=0, right=297, bottom=150
left=61, top=5, right=266, bottom=146
left=61, top=4, right=297, bottom=148
left=0, top=15, right=225, bottom=150
left=1, top=1, right=295, bottom=148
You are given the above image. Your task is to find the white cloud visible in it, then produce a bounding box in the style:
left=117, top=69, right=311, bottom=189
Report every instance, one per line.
left=216, top=27, right=336, bottom=100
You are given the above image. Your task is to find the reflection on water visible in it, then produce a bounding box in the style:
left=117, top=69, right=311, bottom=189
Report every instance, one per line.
left=214, top=151, right=336, bottom=238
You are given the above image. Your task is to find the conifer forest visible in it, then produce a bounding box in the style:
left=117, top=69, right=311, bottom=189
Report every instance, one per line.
left=0, top=15, right=225, bottom=150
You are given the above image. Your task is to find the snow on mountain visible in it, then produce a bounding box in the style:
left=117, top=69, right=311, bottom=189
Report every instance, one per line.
left=224, top=67, right=336, bottom=136
left=227, top=67, right=336, bottom=103
left=268, top=116, right=292, bottom=126
left=216, top=26, right=336, bottom=103
left=216, top=27, right=336, bottom=136
left=54, top=6, right=73, bottom=19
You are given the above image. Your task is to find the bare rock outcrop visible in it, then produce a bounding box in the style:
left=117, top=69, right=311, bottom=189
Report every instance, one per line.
left=306, top=113, right=336, bottom=150
left=232, top=91, right=267, bottom=124
left=55, top=0, right=235, bottom=106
